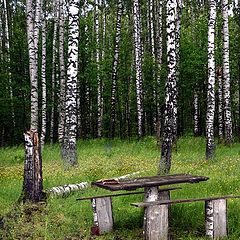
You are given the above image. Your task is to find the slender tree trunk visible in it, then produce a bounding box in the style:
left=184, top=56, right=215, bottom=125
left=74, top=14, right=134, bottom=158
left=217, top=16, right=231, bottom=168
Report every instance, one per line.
left=173, top=0, right=182, bottom=143
left=206, top=0, right=217, bottom=160
left=159, top=0, right=177, bottom=175
left=58, top=0, right=66, bottom=144
left=41, top=4, right=47, bottom=148
left=62, top=0, right=79, bottom=167
left=217, top=67, right=224, bottom=140
left=193, top=90, right=200, bottom=136
left=3, top=0, right=15, bottom=132
left=95, top=0, right=102, bottom=138
left=50, top=0, right=59, bottom=144
left=110, top=0, right=123, bottom=138
left=155, top=0, right=163, bottom=145
left=222, top=0, right=232, bottom=145
left=133, top=0, right=144, bottom=139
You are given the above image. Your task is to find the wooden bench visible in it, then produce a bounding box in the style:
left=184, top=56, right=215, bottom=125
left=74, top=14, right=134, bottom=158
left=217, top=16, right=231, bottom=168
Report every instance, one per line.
left=76, top=187, right=181, bottom=235
left=131, top=195, right=240, bottom=240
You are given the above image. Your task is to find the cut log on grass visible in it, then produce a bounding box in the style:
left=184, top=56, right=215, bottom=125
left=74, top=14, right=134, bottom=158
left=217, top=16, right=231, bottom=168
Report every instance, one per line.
left=46, top=182, right=90, bottom=196
left=21, top=130, right=44, bottom=202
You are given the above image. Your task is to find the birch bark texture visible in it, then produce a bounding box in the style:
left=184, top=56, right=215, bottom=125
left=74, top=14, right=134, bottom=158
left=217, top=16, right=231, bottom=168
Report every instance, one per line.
left=159, top=0, right=177, bottom=175
left=26, top=0, right=42, bottom=130
left=110, top=0, right=123, bottom=138
left=222, top=0, right=232, bottom=145
left=62, top=0, right=79, bottom=167
left=40, top=3, right=47, bottom=148
left=133, top=0, right=144, bottom=139
left=58, top=0, right=66, bottom=144
left=217, top=67, right=223, bottom=140
left=206, top=0, right=216, bottom=160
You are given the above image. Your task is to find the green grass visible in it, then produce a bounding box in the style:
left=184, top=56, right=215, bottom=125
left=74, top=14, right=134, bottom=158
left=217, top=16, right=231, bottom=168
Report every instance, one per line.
left=1, top=136, right=240, bottom=239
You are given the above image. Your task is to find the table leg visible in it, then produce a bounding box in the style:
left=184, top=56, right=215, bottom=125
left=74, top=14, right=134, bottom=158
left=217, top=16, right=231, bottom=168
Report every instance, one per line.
left=91, top=197, right=113, bottom=235
left=144, top=187, right=169, bottom=240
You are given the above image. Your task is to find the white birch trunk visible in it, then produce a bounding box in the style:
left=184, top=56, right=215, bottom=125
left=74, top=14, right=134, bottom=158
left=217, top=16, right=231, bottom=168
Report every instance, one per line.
left=206, top=0, right=216, bottom=160
left=3, top=0, right=15, bottom=130
left=58, top=0, right=66, bottom=144
left=26, top=0, right=42, bottom=130
left=133, top=0, right=144, bottom=138
left=41, top=8, right=47, bottom=148
left=217, top=67, right=224, bottom=140
left=62, top=0, right=79, bottom=167
left=110, top=0, right=123, bottom=138
left=193, top=91, right=200, bottom=136
left=159, top=0, right=177, bottom=174
left=50, top=0, right=59, bottom=144
left=222, top=0, right=233, bottom=145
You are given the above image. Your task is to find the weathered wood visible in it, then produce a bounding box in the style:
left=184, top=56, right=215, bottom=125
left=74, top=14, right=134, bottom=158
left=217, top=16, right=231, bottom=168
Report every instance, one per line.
left=93, top=174, right=209, bottom=191
left=76, top=187, right=181, bottom=201
left=22, top=130, right=43, bottom=202
left=144, top=187, right=169, bottom=240
left=91, top=197, right=113, bottom=235
left=131, top=195, right=240, bottom=207
left=206, top=199, right=227, bottom=239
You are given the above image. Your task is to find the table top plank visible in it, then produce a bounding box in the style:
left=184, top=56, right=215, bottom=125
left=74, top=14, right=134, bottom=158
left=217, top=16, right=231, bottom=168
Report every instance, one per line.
left=92, top=174, right=209, bottom=191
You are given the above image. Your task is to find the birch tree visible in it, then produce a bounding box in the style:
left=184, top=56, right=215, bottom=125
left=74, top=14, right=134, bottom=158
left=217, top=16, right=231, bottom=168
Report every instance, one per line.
left=26, top=0, right=42, bottom=130
left=58, top=0, right=66, bottom=144
left=206, top=0, right=217, bottom=160
left=62, top=0, right=79, bottom=166
left=133, top=0, right=144, bottom=138
left=50, top=0, right=59, bottom=144
left=222, top=0, right=232, bottom=145
left=159, top=0, right=177, bottom=175
left=110, top=0, right=123, bottom=138
left=40, top=1, right=47, bottom=148
left=217, top=67, right=223, bottom=140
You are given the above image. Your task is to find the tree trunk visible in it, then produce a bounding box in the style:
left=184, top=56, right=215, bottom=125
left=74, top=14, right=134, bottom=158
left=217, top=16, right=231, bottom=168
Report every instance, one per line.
left=222, top=0, right=232, bottom=145
left=159, top=0, right=177, bottom=175
left=133, top=0, right=144, bottom=139
left=22, top=130, right=43, bottom=202
left=62, top=0, right=79, bottom=167
left=193, top=90, right=200, bottom=136
left=155, top=0, right=163, bottom=146
left=110, top=0, right=123, bottom=138
left=58, top=0, right=66, bottom=144
left=217, top=67, right=224, bottom=140
left=206, top=0, right=217, bottom=160
left=26, top=0, right=42, bottom=130
left=41, top=3, right=47, bottom=148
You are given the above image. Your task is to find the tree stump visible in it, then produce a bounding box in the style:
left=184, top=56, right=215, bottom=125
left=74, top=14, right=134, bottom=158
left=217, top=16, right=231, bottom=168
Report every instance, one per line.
left=21, top=130, right=43, bottom=202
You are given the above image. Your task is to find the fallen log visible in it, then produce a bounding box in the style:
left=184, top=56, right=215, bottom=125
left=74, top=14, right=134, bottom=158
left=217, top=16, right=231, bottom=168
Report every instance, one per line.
left=46, top=171, right=141, bottom=197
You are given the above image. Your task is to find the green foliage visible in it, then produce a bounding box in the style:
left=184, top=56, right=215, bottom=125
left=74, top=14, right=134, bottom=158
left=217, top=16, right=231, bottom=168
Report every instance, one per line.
left=1, top=137, right=240, bottom=239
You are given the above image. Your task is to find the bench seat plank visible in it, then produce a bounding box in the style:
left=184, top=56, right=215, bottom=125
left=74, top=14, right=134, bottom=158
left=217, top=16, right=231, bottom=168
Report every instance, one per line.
left=131, top=195, right=240, bottom=207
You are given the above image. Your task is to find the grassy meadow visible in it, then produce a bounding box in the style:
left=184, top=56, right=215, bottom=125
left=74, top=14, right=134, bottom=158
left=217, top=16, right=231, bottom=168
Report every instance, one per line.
left=1, top=136, right=240, bottom=239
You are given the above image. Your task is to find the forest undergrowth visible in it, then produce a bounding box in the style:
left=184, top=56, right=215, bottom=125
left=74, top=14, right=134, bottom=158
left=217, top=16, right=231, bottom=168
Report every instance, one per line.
left=1, top=136, right=240, bottom=239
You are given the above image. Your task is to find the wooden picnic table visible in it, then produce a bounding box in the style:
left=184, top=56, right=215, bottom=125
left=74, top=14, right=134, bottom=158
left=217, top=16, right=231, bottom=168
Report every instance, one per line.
left=90, top=174, right=209, bottom=238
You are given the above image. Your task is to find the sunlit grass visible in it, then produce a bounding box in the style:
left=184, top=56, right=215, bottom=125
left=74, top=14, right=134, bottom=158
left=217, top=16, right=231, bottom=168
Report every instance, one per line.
left=1, top=136, right=240, bottom=239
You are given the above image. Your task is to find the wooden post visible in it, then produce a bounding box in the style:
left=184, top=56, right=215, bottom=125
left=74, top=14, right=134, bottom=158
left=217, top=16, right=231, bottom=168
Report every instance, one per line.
left=91, top=197, right=113, bottom=235
left=144, top=187, right=169, bottom=240
left=22, top=130, right=43, bottom=202
left=205, top=199, right=227, bottom=239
